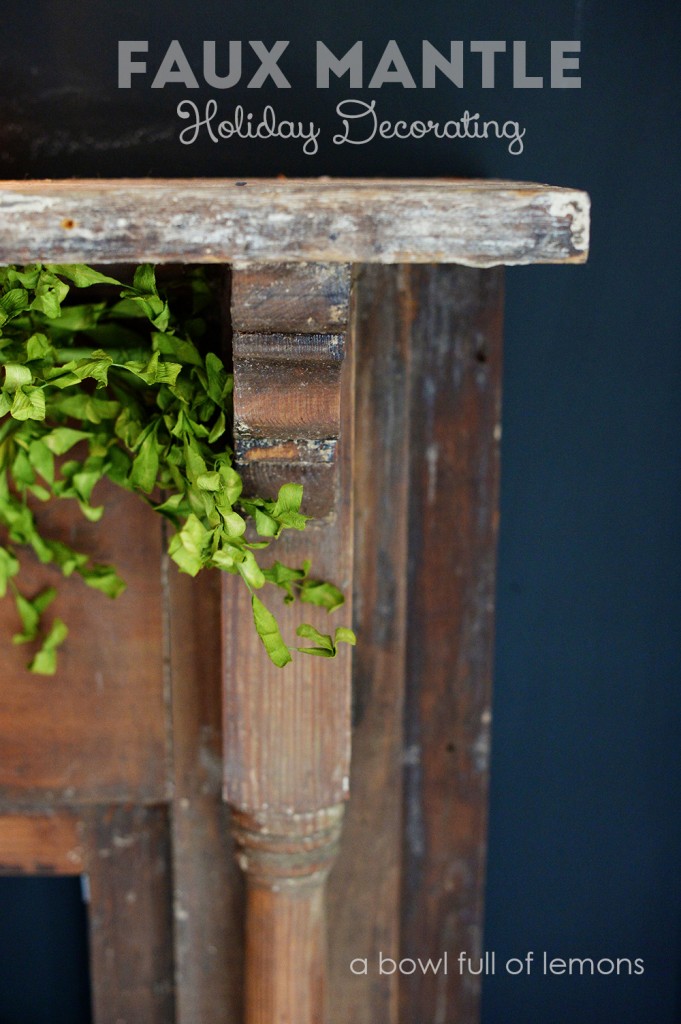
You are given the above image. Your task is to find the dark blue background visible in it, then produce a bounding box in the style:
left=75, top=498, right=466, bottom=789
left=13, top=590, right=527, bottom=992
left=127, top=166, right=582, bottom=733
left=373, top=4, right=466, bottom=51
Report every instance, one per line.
left=0, top=2, right=679, bottom=1022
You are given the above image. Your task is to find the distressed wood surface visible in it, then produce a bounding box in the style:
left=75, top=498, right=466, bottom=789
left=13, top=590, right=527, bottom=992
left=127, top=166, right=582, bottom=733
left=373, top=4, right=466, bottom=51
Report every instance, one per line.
left=232, top=261, right=351, bottom=333
left=166, top=560, right=245, bottom=1024
left=327, top=264, right=412, bottom=1024
left=0, top=811, right=85, bottom=875
left=0, top=179, right=588, bottom=267
left=85, top=804, right=175, bottom=1024
left=0, top=480, right=167, bottom=805
left=400, top=265, right=503, bottom=1024
left=223, top=262, right=355, bottom=1024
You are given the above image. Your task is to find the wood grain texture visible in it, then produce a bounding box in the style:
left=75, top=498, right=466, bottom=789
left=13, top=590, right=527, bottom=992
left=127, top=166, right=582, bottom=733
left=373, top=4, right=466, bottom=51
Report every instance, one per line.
left=0, top=479, right=167, bottom=805
left=86, top=804, right=175, bottom=1024
left=224, top=270, right=354, bottom=815
left=234, top=805, right=344, bottom=1024
left=0, top=811, right=85, bottom=874
left=233, top=332, right=344, bottom=438
left=223, top=262, right=355, bottom=1024
left=0, top=179, right=589, bottom=267
left=232, top=262, right=351, bottom=332
left=400, top=265, right=503, bottom=1024
left=166, top=559, right=245, bottom=1024
left=327, top=265, right=412, bottom=1024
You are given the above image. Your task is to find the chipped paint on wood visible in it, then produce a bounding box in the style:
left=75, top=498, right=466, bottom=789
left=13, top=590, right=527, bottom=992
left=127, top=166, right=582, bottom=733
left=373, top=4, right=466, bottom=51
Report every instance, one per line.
left=0, top=178, right=589, bottom=266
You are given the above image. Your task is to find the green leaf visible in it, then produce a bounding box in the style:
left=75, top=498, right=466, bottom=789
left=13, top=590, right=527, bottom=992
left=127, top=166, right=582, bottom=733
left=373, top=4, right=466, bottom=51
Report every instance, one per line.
left=295, top=623, right=335, bottom=652
left=47, top=264, right=122, bottom=288
left=123, top=350, right=181, bottom=386
left=129, top=427, right=160, bottom=493
left=220, top=510, right=246, bottom=538
left=299, top=580, right=345, bottom=612
left=29, top=618, right=69, bottom=675
left=3, top=363, right=32, bottom=391
left=77, top=564, right=126, bottom=598
left=0, top=545, right=20, bottom=597
left=263, top=562, right=307, bottom=586
left=0, top=287, right=30, bottom=325
left=205, top=352, right=229, bottom=403
left=132, top=264, right=158, bottom=296
left=44, top=427, right=90, bottom=455
left=11, top=385, right=46, bottom=421
left=254, top=507, right=279, bottom=537
left=196, top=471, right=221, bottom=491
left=26, top=332, right=52, bottom=360
left=168, top=514, right=210, bottom=576
left=295, top=623, right=356, bottom=658
left=153, top=331, right=203, bottom=367
left=73, top=354, right=113, bottom=387
left=207, top=411, right=226, bottom=443
left=237, top=548, right=266, bottom=589
left=334, top=626, right=357, bottom=646
left=271, top=482, right=304, bottom=516
left=251, top=594, right=292, bottom=668
left=270, top=483, right=308, bottom=530
left=13, top=586, right=57, bottom=644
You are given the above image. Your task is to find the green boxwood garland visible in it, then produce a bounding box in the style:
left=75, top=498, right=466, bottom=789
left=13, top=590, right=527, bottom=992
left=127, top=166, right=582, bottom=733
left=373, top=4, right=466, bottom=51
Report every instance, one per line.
left=0, top=262, right=354, bottom=673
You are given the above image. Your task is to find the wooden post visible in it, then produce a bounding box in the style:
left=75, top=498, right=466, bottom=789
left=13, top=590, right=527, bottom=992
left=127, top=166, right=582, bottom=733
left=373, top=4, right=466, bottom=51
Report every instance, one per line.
left=223, top=262, right=354, bottom=1024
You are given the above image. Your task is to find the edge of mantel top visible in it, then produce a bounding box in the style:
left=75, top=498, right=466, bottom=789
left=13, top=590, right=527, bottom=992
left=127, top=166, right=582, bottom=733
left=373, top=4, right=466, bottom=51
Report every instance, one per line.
left=0, top=178, right=589, bottom=267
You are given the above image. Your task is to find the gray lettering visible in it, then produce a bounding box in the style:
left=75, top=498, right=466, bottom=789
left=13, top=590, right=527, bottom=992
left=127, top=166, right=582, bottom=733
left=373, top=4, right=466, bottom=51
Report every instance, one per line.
left=118, top=41, right=148, bottom=88
left=470, top=40, right=506, bottom=88
left=316, top=41, right=363, bottom=88
left=247, top=41, right=291, bottom=88
left=422, top=41, right=464, bottom=88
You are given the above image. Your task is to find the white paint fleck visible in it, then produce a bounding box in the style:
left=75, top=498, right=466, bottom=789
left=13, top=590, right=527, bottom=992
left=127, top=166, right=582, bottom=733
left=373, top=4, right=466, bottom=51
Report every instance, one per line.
left=112, top=834, right=136, bottom=849
left=547, top=192, right=590, bottom=253
left=426, top=442, right=439, bottom=505
left=402, top=744, right=421, bottom=766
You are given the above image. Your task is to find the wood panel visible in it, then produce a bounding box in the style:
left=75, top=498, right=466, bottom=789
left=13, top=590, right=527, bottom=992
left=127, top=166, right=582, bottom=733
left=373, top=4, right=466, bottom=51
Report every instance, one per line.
left=0, top=811, right=85, bottom=875
left=86, top=804, right=175, bottom=1024
left=0, top=179, right=589, bottom=267
left=400, top=265, right=503, bottom=1024
left=166, top=560, right=245, bottom=1024
left=0, top=480, right=168, bottom=804
left=327, top=264, right=412, bottom=1024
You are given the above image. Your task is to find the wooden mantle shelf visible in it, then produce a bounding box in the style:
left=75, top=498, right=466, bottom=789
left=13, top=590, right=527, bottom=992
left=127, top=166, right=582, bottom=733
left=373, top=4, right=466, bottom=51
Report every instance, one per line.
left=0, top=178, right=589, bottom=1024
left=0, top=178, right=588, bottom=267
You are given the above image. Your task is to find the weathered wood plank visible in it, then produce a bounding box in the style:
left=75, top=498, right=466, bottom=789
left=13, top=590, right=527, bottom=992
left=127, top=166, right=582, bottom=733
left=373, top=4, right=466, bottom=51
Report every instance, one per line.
left=0, top=480, right=167, bottom=805
left=327, top=265, right=412, bottom=1024
left=86, top=804, right=175, bottom=1024
left=0, top=179, right=589, bottom=266
left=0, top=811, right=85, bottom=875
left=400, top=265, right=503, bottom=1024
left=166, top=560, right=245, bottom=1024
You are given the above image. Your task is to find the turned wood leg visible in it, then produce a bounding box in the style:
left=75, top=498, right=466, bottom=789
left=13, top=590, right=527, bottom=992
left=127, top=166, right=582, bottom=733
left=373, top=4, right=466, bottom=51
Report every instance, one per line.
left=222, top=262, right=354, bottom=1024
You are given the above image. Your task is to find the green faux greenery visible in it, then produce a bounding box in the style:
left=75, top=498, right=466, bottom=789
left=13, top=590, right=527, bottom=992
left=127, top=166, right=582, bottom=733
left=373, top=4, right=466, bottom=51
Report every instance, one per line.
left=0, top=262, right=355, bottom=673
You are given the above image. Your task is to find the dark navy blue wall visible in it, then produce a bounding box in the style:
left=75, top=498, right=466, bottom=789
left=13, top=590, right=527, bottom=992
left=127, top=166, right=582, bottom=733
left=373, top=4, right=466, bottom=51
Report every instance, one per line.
left=0, top=2, right=679, bottom=1022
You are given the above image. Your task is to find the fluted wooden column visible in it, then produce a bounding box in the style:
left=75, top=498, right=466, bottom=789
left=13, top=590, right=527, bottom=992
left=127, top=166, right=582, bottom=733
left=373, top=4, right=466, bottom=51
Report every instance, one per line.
left=223, top=262, right=354, bottom=1024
